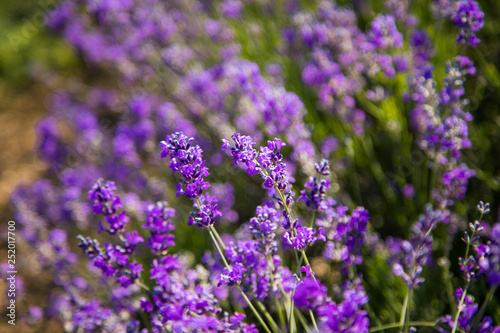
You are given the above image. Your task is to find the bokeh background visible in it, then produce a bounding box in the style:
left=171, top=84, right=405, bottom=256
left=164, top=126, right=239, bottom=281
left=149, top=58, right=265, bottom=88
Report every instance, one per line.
left=1, top=0, right=500, bottom=332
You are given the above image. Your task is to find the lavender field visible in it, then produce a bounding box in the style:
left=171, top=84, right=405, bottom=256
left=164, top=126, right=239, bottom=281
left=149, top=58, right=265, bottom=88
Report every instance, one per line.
left=1, top=0, right=500, bottom=332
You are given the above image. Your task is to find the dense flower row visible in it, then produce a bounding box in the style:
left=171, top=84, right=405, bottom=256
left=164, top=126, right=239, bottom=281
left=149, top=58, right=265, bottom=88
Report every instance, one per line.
left=6, top=0, right=499, bottom=332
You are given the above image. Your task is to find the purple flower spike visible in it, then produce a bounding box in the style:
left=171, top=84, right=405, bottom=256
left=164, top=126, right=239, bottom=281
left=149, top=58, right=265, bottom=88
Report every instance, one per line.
left=143, top=201, right=176, bottom=254
left=88, top=179, right=130, bottom=234
left=452, top=0, right=484, bottom=47
left=222, top=133, right=259, bottom=176
left=293, top=277, right=327, bottom=310
left=368, top=15, right=403, bottom=50
left=161, top=132, right=221, bottom=228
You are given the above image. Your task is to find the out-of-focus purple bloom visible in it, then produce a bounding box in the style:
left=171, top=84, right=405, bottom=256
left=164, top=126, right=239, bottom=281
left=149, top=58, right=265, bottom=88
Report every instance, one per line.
left=476, top=223, right=500, bottom=286
left=219, top=0, right=243, bottom=19
left=318, top=280, right=369, bottom=333
left=88, top=179, right=130, bottom=234
left=143, top=201, right=176, bottom=254
left=298, top=160, right=331, bottom=211
left=293, top=277, right=327, bottom=310
left=218, top=262, right=246, bottom=287
left=223, top=239, right=274, bottom=300
left=402, top=184, right=415, bottom=199
left=434, top=164, right=475, bottom=207
left=283, top=223, right=325, bottom=251
left=388, top=205, right=449, bottom=287
left=368, top=15, right=403, bottom=50
left=319, top=204, right=370, bottom=268
left=452, top=0, right=484, bottom=47
left=439, top=288, right=500, bottom=332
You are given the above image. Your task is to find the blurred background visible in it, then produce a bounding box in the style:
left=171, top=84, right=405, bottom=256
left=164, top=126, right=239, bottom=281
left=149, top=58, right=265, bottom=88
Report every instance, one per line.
left=1, top=0, right=500, bottom=332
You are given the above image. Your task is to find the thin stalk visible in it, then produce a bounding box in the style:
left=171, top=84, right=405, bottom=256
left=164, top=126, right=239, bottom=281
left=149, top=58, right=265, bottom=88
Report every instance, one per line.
left=294, top=250, right=302, bottom=276
left=136, top=279, right=151, bottom=292
left=309, top=210, right=316, bottom=228
left=275, top=297, right=286, bottom=330
left=208, top=227, right=231, bottom=269
left=209, top=225, right=226, bottom=251
left=300, top=250, right=316, bottom=282
left=399, top=290, right=410, bottom=333
left=207, top=227, right=272, bottom=333
left=309, top=310, right=319, bottom=333
left=474, top=286, right=498, bottom=327
left=237, top=286, right=273, bottom=333
left=278, top=284, right=295, bottom=333
left=362, top=136, right=396, bottom=204
left=256, top=300, right=281, bottom=333
left=295, top=309, right=313, bottom=333
left=451, top=214, right=483, bottom=333
left=451, top=280, right=471, bottom=333
left=288, top=297, right=296, bottom=333
left=404, top=288, right=413, bottom=333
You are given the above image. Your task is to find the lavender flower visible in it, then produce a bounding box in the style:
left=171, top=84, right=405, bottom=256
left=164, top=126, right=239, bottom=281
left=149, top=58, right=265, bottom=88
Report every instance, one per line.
left=249, top=204, right=280, bottom=256
left=298, top=159, right=332, bottom=211
left=439, top=288, right=500, bottom=333
left=143, top=201, right=176, bottom=254
left=293, top=277, right=327, bottom=310
left=319, top=203, right=370, bottom=268
left=452, top=0, right=484, bottom=47
left=388, top=205, right=449, bottom=287
left=161, top=132, right=221, bottom=228
left=368, top=15, right=404, bottom=50
left=318, top=280, right=369, bottom=333
left=476, top=223, right=500, bottom=285
left=88, top=179, right=130, bottom=234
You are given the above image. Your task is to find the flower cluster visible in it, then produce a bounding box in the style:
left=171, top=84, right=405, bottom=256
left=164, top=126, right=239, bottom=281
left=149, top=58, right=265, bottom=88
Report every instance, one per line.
left=298, top=159, right=331, bottom=211
left=88, top=179, right=130, bottom=234
left=8, top=0, right=499, bottom=332
left=439, top=288, right=500, bottom=333
left=143, top=201, right=176, bottom=255
left=79, top=179, right=144, bottom=288
left=160, top=132, right=221, bottom=227
left=388, top=205, right=449, bottom=287
left=317, top=280, right=370, bottom=333
left=223, top=133, right=325, bottom=251
left=318, top=202, right=370, bottom=270
left=452, top=0, right=485, bottom=47
left=286, top=2, right=407, bottom=134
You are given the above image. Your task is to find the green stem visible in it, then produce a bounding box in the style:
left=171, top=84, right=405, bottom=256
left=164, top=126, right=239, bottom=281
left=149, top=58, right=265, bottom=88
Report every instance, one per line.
left=135, top=279, right=151, bottom=292
left=295, top=309, right=312, bottom=333
left=309, top=310, right=319, bottom=333
left=288, top=297, right=296, bottom=333
left=256, top=300, right=281, bottom=333
left=451, top=280, right=470, bottom=333
left=208, top=227, right=272, bottom=333
left=300, top=250, right=316, bottom=282
left=275, top=297, right=286, bottom=330
left=451, top=217, right=482, bottom=333
left=309, top=210, right=316, bottom=228
left=208, top=227, right=231, bottom=269
left=237, top=287, right=273, bottom=333
left=474, top=286, right=498, bottom=327
left=210, top=225, right=226, bottom=251
left=399, top=289, right=410, bottom=333
left=278, top=284, right=295, bottom=333
left=404, top=288, right=413, bottom=333
left=362, top=136, right=396, bottom=204
left=369, top=321, right=438, bottom=333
